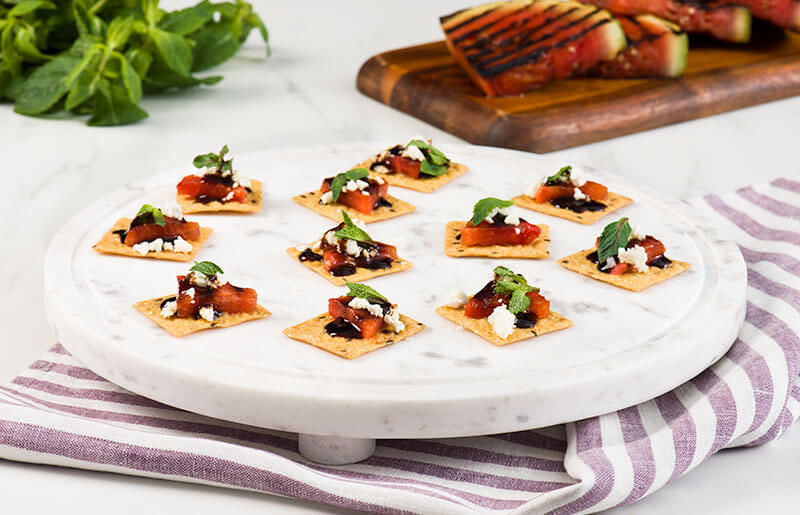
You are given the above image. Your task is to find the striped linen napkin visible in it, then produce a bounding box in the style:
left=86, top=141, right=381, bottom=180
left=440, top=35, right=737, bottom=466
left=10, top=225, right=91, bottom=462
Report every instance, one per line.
left=2, top=177, right=799, bottom=514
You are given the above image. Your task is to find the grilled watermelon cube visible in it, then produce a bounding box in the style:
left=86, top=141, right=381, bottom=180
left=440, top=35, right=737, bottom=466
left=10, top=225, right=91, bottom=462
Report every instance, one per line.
left=593, top=15, right=688, bottom=78
left=581, top=0, right=752, bottom=43
left=440, top=0, right=627, bottom=96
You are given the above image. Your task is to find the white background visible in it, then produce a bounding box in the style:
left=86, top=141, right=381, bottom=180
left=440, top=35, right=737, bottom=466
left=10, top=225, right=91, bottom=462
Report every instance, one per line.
left=2, top=1, right=799, bottom=513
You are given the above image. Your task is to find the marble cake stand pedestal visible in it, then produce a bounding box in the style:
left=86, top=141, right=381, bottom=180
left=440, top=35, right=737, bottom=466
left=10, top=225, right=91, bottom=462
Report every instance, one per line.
left=44, top=143, right=747, bottom=464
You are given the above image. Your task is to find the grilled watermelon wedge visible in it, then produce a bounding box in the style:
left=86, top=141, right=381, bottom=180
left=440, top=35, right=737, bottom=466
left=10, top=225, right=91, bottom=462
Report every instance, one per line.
left=715, top=0, right=793, bottom=27
left=581, top=0, right=752, bottom=42
left=592, top=15, right=688, bottom=78
left=440, top=0, right=627, bottom=96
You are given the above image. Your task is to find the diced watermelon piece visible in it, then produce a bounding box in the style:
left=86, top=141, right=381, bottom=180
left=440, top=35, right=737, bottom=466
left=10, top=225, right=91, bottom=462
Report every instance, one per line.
left=534, top=181, right=607, bottom=202
left=440, top=0, right=627, bottom=96
left=175, top=278, right=258, bottom=318
left=387, top=155, right=422, bottom=179
left=593, top=15, right=688, bottom=78
left=328, top=296, right=385, bottom=339
left=716, top=0, right=793, bottom=26
left=321, top=177, right=389, bottom=214
left=124, top=217, right=200, bottom=246
left=631, top=235, right=667, bottom=263
left=176, top=175, right=248, bottom=203
left=464, top=280, right=550, bottom=320
left=527, top=291, right=551, bottom=319
left=582, top=0, right=752, bottom=42
left=460, top=220, right=542, bottom=247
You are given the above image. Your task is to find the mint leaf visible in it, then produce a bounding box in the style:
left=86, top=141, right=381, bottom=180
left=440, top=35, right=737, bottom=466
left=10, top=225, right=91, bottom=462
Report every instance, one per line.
left=88, top=80, right=148, bottom=126
left=545, top=165, right=572, bottom=185
left=150, top=27, right=192, bottom=77
left=335, top=210, right=373, bottom=243
left=136, top=204, right=166, bottom=227
left=408, top=139, right=450, bottom=176
left=508, top=289, right=531, bottom=314
left=193, top=144, right=230, bottom=170
left=330, top=168, right=369, bottom=202
left=494, top=265, right=527, bottom=284
left=597, top=217, right=632, bottom=264
left=471, top=197, right=514, bottom=226
left=14, top=53, right=80, bottom=115
left=492, top=266, right=539, bottom=314
left=345, top=282, right=387, bottom=302
left=190, top=260, right=224, bottom=276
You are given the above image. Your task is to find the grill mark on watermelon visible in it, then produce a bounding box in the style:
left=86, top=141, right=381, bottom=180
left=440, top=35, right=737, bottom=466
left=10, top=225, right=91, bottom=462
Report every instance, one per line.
left=471, top=8, right=605, bottom=73
left=462, top=6, right=579, bottom=59
left=457, top=3, right=560, bottom=48
left=478, top=17, right=613, bottom=78
left=442, top=6, right=504, bottom=35
left=451, top=4, right=538, bottom=45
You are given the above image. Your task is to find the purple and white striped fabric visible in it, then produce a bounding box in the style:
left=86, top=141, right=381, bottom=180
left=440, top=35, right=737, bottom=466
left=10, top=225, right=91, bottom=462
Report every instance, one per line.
left=2, top=178, right=800, bottom=514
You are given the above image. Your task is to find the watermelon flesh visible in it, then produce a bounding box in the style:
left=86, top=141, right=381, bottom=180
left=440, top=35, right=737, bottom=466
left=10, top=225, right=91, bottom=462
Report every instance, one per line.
left=592, top=14, right=688, bottom=78
left=714, top=0, right=793, bottom=26
left=440, top=0, right=627, bottom=96
left=581, top=0, right=752, bottom=42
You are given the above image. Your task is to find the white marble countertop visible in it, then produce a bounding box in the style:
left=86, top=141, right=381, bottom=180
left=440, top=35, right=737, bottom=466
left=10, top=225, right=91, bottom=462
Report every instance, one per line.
left=1, top=0, right=799, bottom=512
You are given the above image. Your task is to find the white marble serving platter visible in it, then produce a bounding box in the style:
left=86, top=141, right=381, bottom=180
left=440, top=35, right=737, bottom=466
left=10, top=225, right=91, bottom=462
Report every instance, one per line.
left=45, top=143, right=746, bottom=443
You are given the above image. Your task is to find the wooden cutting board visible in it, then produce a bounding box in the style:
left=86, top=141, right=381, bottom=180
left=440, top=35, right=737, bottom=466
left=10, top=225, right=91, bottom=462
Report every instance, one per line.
left=356, top=27, right=800, bottom=153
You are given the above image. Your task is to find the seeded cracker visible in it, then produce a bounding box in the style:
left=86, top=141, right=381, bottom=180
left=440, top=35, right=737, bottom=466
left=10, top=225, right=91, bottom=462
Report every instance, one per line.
left=358, top=157, right=468, bottom=192
left=134, top=295, right=270, bottom=337
left=292, top=190, right=415, bottom=223
left=444, top=222, right=550, bottom=258
left=283, top=313, right=425, bottom=359
left=285, top=247, right=413, bottom=285
left=512, top=191, right=633, bottom=225
left=177, top=179, right=263, bottom=214
left=93, top=218, right=213, bottom=262
left=436, top=306, right=573, bottom=346
left=559, top=249, right=691, bottom=291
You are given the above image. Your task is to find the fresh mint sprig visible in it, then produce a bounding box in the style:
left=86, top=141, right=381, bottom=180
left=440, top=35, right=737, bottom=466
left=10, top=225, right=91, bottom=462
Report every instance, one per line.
left=471, top=197, right=514, bottom=226
left=597, top=217, right=632, bottom=264
left=492, top=265, right=539, bottom=314
left=334, top=211, right=373, bottom=243
left=4, top=0, right=269, bottom=126
left=136, top=204, right=165, bottom=226
left=190, top=260, right=223, bottom=276
left=407, top=139, right=450, bottom=177
left=545, top=165, right=573, bottom=185
left=346, top=282, right=387, bottom=303
left=193, top=144, right=232, bottom=173
left=330, top=168, right=369, bottom=202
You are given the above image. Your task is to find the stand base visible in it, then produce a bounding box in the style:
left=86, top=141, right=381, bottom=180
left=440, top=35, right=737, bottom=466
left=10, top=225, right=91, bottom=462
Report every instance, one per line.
left=298, top=434, right=376, bottom=464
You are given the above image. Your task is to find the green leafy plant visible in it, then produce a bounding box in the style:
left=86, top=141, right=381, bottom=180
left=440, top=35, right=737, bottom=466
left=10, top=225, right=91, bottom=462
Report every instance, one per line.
left=190, top=260, right=223, bottom=276
left=0, top=0, right=268, bottom=125
left=545, top=165, right=573, bottom=185
left=335, top=210, right=373, bottom=243
left=135, top=203, right=165, bottom=226
left=406, top=139, right=450, bottom=177
left=492, top=265, right=539, bottom=314
left=330, top=168, right=369, bottom=202
left=597, top=217, right=632, bottom=263
left=193, top=143, right=231, bottom=172
left=345, top=281, right=387, bottom=303
left=471, top=197, right=514, bottom=226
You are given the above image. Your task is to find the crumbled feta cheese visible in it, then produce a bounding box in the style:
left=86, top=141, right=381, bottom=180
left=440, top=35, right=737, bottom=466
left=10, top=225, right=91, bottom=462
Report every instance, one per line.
left=230, top=169, right=251, bottom=189
left=169, top=237, right=193, bottom=253
left=401, top=144, right=426, bottom=161
left=198, top=305, right=216, bottom=322
left=488, top=306, right=515, bottom=339
left=182, top=287, right=196, bottom=299
left=361, top=190, right=369, bottom=196
left=384, top=309, right=405, bottom=333
left=344, top=238, right=361, bottom=257
left=618, top=245, right=649, bottom=273
left=629, top=222, right=646, bottom=241
left=187, top=270, right=213, bottom=288
left=320, top=191, right=333, bottom=204
left=222, top=191, right=234, bottom=202
left=485, top=206, right=519, bottom=225
left=324, top=230, right=338, bottom=246
left=573, top=188, right=588, bottom=201
left=200, top=166, right=217, bottom=176
left=132, top=241, right=150, bottom=256
left=375, top=150, right=389, bottom=162
left=162, top=205, right=184, bottom=219
left=445, top=289, right=468, bottom=309
left=160, top=300, right=177, bottom=318
left=348, top=297, right=385, bottom=318
left=343, top=179, right=368, bottom=192
left=373, top=175, right=386, bottom=183
left=568, top=167, right=586, bottom=187
left=600, top=256, right=617, bottom=271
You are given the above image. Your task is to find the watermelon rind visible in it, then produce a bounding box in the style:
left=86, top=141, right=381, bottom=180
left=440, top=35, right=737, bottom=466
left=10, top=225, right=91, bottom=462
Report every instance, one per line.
left=729, top=6, right=753, bottom=43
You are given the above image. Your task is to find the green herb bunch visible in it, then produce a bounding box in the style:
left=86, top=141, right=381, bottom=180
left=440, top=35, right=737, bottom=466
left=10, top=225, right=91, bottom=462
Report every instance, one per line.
left=493, top=265, right=539, bottom=314
left=0, top=0, right=268, bottom=125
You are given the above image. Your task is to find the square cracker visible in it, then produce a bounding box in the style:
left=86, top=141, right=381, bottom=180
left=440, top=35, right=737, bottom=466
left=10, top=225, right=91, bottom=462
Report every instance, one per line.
left=559, top=249, right=691, bottom=292
left=358, top=157, right=468, bottom=192
left=436, top=306, right=573, bottom=346
left=283, top=313, right=425, bottom=359
left=92, top=218, right=213, bottom=262
left=292, top=190, right=415, bottom=223
left=444, top=222, right=550, bottom=259
left=177, top=179, right=263, bottom=214
left=286, top=247, right=413, bottom=285
left=512, top=191, right=633, bottom=225
left=133, top=295, right=270, bottom=337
